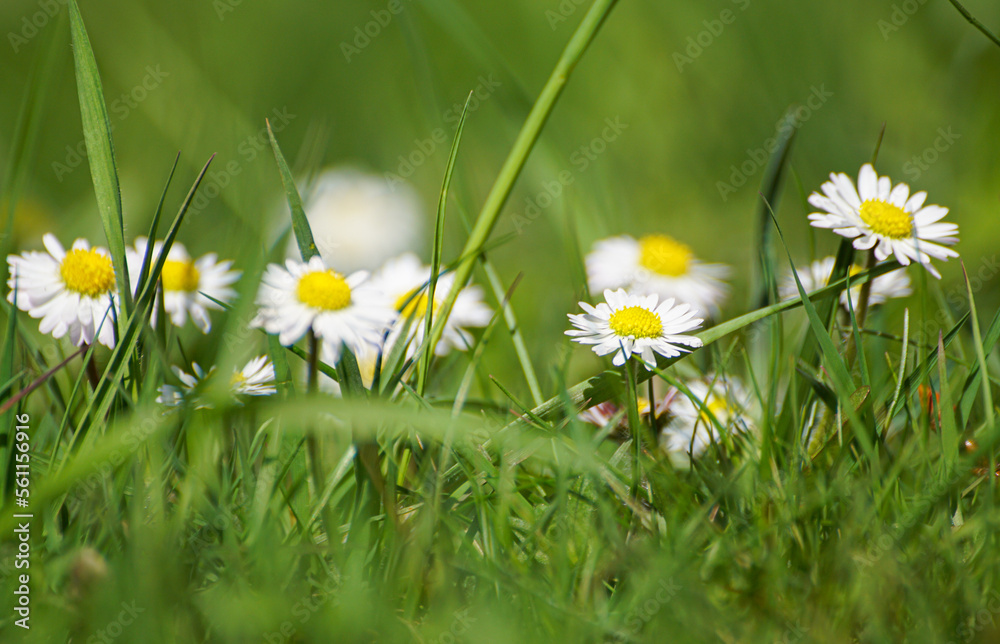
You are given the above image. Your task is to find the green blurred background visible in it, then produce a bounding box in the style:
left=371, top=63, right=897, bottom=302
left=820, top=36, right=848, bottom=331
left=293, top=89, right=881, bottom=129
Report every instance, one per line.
left=2, top=0, right=998, bottom=388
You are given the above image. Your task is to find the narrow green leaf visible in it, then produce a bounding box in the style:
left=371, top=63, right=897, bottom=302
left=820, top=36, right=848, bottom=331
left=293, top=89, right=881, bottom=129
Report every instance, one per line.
left=937, top=334, right=959, bottom=470
left=67, top=0, right=131, bottom=316
left=428, top=0, right=620, bottom=367
left=418, top=91, right=474, bottom=395
left=753, top=107, right=797, bottom=309
left=267, top=120, right=318, bottom=262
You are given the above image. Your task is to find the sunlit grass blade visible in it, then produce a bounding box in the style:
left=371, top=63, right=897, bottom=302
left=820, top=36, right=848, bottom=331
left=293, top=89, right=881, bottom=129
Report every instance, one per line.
left=427, top=0, right=620, bottom=364
left=67, top=0, right=131, bottom=316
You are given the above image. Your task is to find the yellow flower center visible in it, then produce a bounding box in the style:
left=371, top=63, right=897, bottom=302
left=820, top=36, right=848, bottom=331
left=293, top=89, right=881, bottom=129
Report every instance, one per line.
left=608, top=306, right=663, bottom=339
left=699, top=397, right=731, bottom=426
left=394, top=289, right=437, bottom=318
left=297, top=270, right=352, bottom=311
left=638, top=234, right=693, bottom=277
left=859, top=199, right=913, bottom=240
left=161, top=259, right=201, bottom=292
left=230, top=372, right=246, bottom=387
left=59, top=248, right=116, bottom=297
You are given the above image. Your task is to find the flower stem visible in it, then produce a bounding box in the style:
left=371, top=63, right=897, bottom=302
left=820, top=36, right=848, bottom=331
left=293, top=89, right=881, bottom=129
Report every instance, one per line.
left=624, top=360, right=643, bottom=502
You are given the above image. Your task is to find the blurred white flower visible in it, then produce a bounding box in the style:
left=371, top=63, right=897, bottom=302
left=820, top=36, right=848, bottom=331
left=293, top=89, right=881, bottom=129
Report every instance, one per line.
left=659, top=375, right=755, bottom=464
left=126, top=237, right=239, bottom=333
left=367, top=252, right=492, bottom=359
left=7, top=234, right=119, bottom=348
left=288, top=168, right=424, bottom=273
left=778, top=256, right=912, bottom=309
left=586, top=234, right=729, bottom=317
left=157, top=356, right=276, bottom=408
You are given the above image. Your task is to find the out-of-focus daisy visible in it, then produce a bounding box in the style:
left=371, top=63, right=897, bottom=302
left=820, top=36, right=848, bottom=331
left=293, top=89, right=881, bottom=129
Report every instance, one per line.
left=157, top=356, right=276, bottom=408
left=778, top=256, right=912, bottom=309
left=289, top=168, right=424, bottom=273
left=659, top=376, right=754, bottom=463
left=231, top=355, right=277, bottom=396
left=126, top=237, right=239, bottom=333
left=7, top=234, right=119, bottom=348
left=367, top=253, right=492, bottom=358
left=251, top=256, right=396, bottom=365
left=566, top=288, right=703, bottom=370
left=585, top=234, right=729, bottom=317
left=807, top=163, right=958, bottom=278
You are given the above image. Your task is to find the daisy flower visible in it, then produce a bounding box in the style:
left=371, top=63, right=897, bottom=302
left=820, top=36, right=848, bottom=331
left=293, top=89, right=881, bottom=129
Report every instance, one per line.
left=251, top=256, right=396, bottom=364
left=585, top=234, right=729, bottom=317
left=290, top=168, right=424, bottom=273
left=126, top=237, right=239, bottom=333
left=807, top=163, right=959, bottom=278
left=566, top=288, right=703, bottom=370
left=7, top=234, right=119, bottom=348
left=367, top=253, right=492, bottom=358
left=231, top=355, right=277, bottom=397
left=157, top=356, right=276, bottom=408
left=778, top=256, right=912, bottom=309
left=659, top=376, right=754, bottom=462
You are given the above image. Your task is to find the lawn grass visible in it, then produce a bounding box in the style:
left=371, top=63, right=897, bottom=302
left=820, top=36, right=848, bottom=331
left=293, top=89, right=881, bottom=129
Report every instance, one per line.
left=2, top=1, right=1000, bottom=643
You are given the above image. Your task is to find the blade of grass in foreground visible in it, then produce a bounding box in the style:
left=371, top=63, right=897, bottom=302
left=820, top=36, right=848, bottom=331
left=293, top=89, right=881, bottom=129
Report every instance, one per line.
left=417, top=91, right=473, bottom=396
left=425, top=0, right=620, bottom=362
left=67, top=0, right=131, bottom=316
left=59, top=156, right=215, bottom=464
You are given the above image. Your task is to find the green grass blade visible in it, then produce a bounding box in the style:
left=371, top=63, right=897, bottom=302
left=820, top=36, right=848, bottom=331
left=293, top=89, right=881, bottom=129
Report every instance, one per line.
left=427, top=0, right=620, bottom=364
left=418, top=92, right=474, bottom=396
left=267, top=120, right=318, bottom=262
left=961, top=263, right=995, bottom=433
left=753, top=107, right=797, bottom=309
left=959, top=306, right=1000, bottom=427
left=67, top=0, right=131, bottom=316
